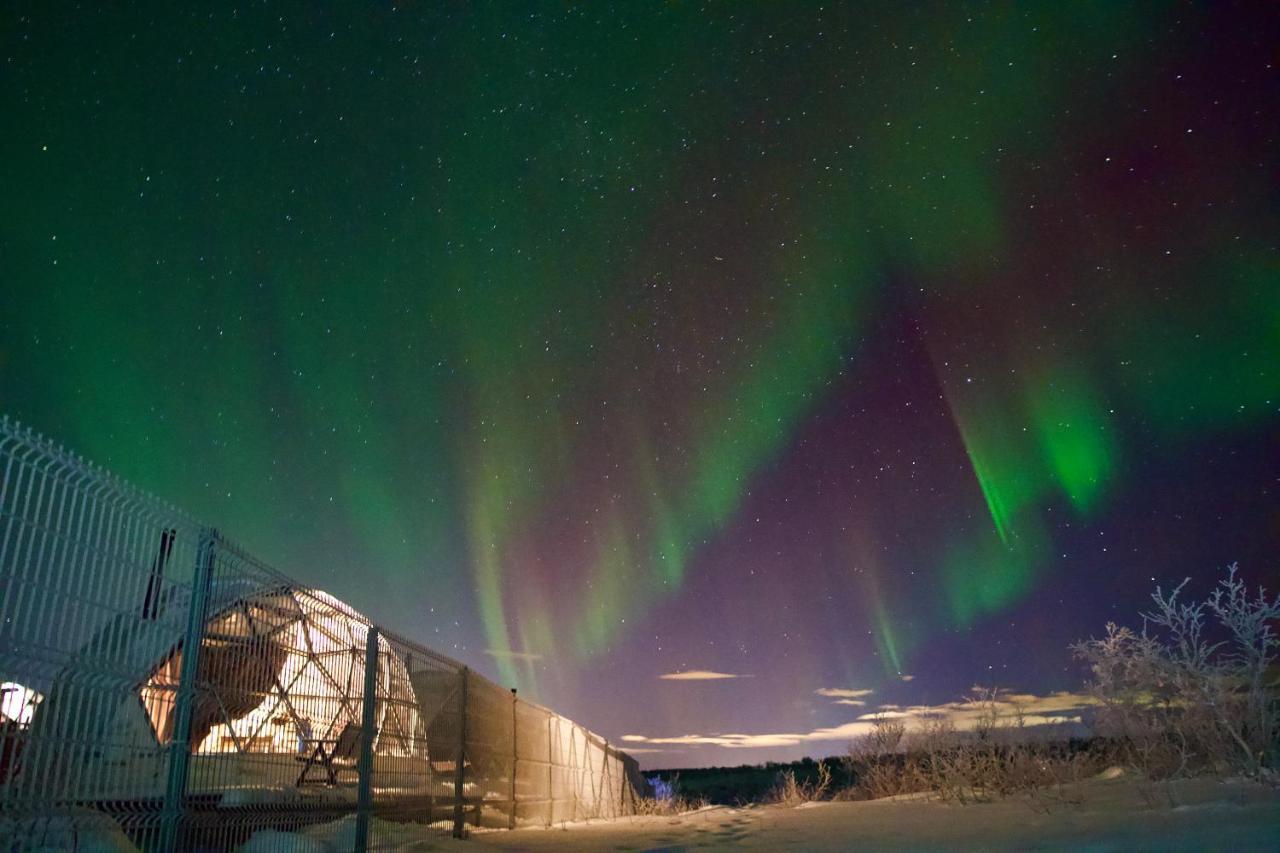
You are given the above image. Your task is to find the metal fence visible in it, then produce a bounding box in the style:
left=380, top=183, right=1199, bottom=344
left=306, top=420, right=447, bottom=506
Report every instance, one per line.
left=0, top=418, right=646, bottom=851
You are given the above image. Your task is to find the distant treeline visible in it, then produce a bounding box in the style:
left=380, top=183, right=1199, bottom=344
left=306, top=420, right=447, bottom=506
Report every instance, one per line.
left=649, top=737, right=1117, bottom=805
left=648, top=756, right=850, bottom=805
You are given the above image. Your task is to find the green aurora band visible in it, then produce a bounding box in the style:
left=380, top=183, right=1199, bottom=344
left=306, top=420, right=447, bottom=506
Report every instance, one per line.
left=1, top=3, right=1274, bottom=701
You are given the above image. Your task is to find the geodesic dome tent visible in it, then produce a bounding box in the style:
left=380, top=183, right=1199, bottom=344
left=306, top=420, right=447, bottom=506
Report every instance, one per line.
left=20, top=577, right=428, bottom=800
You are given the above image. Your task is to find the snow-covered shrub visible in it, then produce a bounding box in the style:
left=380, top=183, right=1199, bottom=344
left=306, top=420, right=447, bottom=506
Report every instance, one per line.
left=845, top=715, right=913, bottom=800
left=633, top=772, right=708, bottom=815
left=840, top=695, right=1100, bottom=810
left=646, top=774, right=676, bottom=801
left=1072, top=563, right=1279, bottom=778
left=767, top=761, right=832, bottom=806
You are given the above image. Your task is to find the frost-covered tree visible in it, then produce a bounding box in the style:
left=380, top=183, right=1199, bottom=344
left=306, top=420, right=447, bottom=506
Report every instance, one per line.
left=1073, top=564, right=1279, bottom=777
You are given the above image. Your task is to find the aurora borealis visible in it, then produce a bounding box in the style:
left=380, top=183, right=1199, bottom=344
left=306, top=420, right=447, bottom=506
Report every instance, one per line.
left=1, top=2, right=1276, bottom=767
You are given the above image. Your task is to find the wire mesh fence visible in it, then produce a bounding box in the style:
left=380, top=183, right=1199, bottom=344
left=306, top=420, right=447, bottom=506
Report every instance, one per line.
left=0, top=418, right=647, bottom=851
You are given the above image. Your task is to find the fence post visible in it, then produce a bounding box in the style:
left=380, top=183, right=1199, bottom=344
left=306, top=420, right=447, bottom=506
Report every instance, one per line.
left=452, top=666, right=469, bottom=839
left=618, top=747, right=627, bottom=815
left=159, top=527, right=217, bottom=853
left=355, top=626, right=380, bottom=852
left=546, top=716, right=553, bottom=827
left=604, top=740, right=613, bottom=818
left=509, top=688, right=517, bottom=830
left=572, top=725, right=581, bottom=820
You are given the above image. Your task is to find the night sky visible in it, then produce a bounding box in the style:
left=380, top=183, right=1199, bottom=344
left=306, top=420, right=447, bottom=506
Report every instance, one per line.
left=2, top=3, right=1277, bottom=768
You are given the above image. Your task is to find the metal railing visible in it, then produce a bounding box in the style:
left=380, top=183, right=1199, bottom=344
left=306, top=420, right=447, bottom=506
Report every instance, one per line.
left=0, top=417, right=645, bottom=851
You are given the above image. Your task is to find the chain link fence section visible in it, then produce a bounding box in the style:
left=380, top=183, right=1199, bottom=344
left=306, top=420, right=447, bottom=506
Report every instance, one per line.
left=0, top=417, right=647, bottom=851
left=431, top=664, right=647, bottom=831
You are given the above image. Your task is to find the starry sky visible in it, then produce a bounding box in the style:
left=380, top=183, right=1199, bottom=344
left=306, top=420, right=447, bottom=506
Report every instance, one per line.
left=2, top=2, right=1277, bottom=768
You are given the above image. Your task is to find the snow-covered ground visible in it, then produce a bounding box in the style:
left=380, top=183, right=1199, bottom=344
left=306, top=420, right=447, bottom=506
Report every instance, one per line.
left=463, top=776, right=1279, bottom=852
left=223, top=775, right=1279, bottom=851
left=20, top=775, right=1271, bottom=851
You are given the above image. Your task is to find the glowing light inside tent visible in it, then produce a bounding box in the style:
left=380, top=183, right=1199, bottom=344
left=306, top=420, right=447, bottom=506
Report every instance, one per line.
left=0, top=682, right=42, bottom=727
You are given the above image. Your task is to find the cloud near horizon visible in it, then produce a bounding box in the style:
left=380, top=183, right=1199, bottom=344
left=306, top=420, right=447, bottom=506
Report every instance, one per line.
left=623, top=690, right=1096, bottom=750
left=814, top=687, right=875, bottom=699
left=658, top=670, right=749, bottom=681
left=615, top=747, right=670, bottom=754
